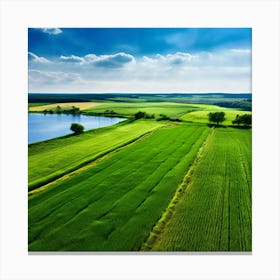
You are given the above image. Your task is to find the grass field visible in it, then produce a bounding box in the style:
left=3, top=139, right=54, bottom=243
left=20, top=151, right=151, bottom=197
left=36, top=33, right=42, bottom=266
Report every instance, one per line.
left=29, top=123, right=210, bottom=251
left=145, top=127, right=251, bottom=251
left=28, top=120, right=167, bottom=191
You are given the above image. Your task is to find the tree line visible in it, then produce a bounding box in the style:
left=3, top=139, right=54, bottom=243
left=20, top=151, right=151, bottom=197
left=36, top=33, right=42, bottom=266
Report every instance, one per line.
left=43, top=105, right=81, bottom=115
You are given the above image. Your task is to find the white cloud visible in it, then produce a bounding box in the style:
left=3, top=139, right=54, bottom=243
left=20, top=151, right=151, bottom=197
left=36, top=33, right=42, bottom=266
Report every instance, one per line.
left=39, top=28, right=62, bottom=35
left=28, top=52, right=50, bottom=63
left=28, top=49, right=251, bottom=93
left=29, top=70, right=81, bottom=83
left=60, top=55, right=85, bottom=63
left=230, top=48, right=251, bottom=54
left=92, top=52, right=134, bottom=68
left=60, top=52, right=135, bottom=68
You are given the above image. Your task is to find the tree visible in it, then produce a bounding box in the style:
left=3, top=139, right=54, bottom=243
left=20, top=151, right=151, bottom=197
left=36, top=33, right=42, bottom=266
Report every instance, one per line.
left=241, top=114, right=252, bottom=126
left=70, top=123, right=84, bottom=135
left=56, top=105, right=62, bottom=114
left=208, top=112, right=225, bottom=125
left=134, top=111, right=155, bottom=120
left=134, top=111, right=146, bottom=119
left=232, top=114, right=242, bottom=126
left=70, top=106, right=80, bottom=115
left=232, top=114, right=252, bottom=126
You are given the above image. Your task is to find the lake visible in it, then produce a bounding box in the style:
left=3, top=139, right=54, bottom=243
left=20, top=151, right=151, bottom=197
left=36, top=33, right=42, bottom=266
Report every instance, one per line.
left=28, top=113, right=125, bottom=144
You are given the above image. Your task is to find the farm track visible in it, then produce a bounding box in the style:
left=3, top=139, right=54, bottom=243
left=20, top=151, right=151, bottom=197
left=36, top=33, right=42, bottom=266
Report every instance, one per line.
left=141, top=127, right=214, bottom=251
left=28, top=123, right=210, bottom=251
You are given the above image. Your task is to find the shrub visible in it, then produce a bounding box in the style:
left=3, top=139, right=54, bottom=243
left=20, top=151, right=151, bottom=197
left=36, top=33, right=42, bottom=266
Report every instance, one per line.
left=134, top=111, right=155, bottom=120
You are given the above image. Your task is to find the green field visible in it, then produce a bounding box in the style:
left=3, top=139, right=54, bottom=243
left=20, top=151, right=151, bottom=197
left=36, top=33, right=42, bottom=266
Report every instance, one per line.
left=145, top=127, right=251, bottom=251
left=28, top=120, right=166, bottom=190
left=28, top=96, right=252, bottom=252
left=29, top=123, right=209, bottom=251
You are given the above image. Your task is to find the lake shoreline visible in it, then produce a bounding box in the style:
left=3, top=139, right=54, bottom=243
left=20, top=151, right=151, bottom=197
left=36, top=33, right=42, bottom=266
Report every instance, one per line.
left=28, top=112, right=126, bottom=144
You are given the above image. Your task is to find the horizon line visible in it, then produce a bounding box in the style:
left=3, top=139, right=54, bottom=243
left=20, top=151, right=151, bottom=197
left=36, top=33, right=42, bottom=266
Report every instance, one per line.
left=28, top=92, right=252, bottom=95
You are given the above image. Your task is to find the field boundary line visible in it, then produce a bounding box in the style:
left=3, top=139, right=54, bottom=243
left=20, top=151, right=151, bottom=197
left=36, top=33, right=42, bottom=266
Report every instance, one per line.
left=28, top=123, right=175, bottom=196
left=140, top=127, right=215, bottom=251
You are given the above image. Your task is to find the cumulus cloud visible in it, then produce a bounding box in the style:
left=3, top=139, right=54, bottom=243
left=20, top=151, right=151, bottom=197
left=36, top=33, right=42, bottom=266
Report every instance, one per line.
left=29, top=70, right=82, bottom=86
left=93, top=53, right=134, bottom=68
left=28, top=49, right=251, bottom=93
left=39, top=28, right=62, bottom=35
left=60, top=55, right=85, bottom=63
left=141, top=49, right=250, bottom=68
left=59, top=52, right=134, bottom=68
left=157, top=52, right=195, bottom=65
left=28, top=52, right=50, bottom=63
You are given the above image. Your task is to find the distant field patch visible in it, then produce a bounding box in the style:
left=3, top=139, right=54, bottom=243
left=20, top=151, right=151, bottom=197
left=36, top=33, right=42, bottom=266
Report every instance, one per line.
left=84, top=102, right=199, bottom=118
left=181, top=109, right=252, bottom=125
left=29, top=102, right=102, bottom=111
left=28, top=123, right=210, bottom=251
left=148, top=127, right=251, bottom=251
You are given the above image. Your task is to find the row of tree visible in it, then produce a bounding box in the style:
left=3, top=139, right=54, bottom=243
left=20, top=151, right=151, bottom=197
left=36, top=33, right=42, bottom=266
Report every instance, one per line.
left=208, top=112, right=252, bottom=126
left=134, top=111, right=155, bottom=120
left=134, top=111, right=181, bottom=122
left=43, top=105, right=81, bottom=115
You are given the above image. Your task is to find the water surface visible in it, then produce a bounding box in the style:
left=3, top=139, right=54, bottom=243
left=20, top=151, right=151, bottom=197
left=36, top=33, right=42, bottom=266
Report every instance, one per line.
left=28, top=113, right=125, bottom=144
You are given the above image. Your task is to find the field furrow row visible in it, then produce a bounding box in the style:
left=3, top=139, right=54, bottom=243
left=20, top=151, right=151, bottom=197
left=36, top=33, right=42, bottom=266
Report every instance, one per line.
left=148, top=127, right=252, bottom=251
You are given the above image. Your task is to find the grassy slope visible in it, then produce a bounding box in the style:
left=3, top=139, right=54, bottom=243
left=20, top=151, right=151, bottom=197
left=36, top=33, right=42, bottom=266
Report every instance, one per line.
left=28, top=120, right=166, bottom=190
left=28, top=123, right=210, bottom=251
left=149, top=127, right=252, bottom=251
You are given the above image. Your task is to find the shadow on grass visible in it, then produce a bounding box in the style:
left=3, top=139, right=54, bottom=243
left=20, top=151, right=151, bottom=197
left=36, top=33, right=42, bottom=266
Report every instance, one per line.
left=207, top=123, right=252, bottom=129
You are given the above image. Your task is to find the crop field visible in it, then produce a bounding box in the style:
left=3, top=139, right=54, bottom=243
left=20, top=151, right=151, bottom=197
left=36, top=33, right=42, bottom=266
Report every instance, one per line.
left=28, top=96, right=252, bottom=252
left=29, top=102, right=102, bottom=111
left=28, top=120, right=166, bottom=191
left=146, top=127, right=251, bottom=251
left=28, top=123, right=210, bottom=251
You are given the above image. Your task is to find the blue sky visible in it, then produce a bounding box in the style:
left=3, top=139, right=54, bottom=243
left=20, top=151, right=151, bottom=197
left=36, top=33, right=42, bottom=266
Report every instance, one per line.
left=28, top=28, right=251, bottom=93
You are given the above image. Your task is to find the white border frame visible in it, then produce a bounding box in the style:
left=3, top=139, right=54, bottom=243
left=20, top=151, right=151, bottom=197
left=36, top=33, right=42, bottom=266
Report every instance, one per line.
left=1, top=0, right=280, bottom=279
